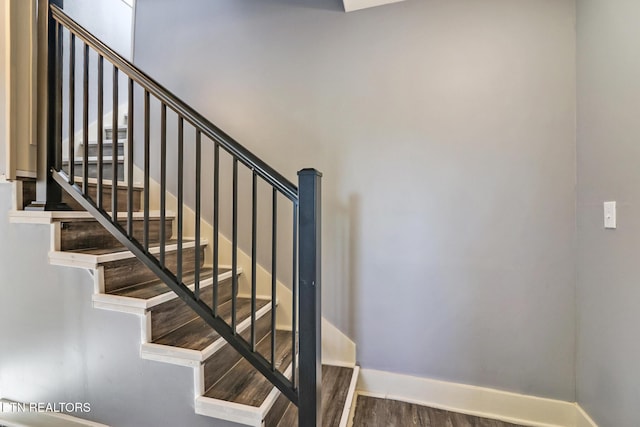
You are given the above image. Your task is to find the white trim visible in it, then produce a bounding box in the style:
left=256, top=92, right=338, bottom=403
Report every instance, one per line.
left=140, top=343, right=202, bottom=367
left=91, top=270, right=236, bottom=312
left=195, top=396, right=262, bottom=426
left=0, top=400, right=109, bottom=427
left=342, top=0, right=405, bottom=12
left=322, top=318, right=356, bottom=367
left=15, top=170, right=36, bottom=178
left=48, top=239, right=204, bottom=268
left=357, top=369, right=577, bottom=427
left=70, top=156, right=125, bottom=162
left=70, top=175, right=143, bottom=190
left=339, top=366, right=359, bottom=427
left=9, top=210, right=171, bottom=224
left=576, top=405, right=598, bottom=427
left=40, top=412, right=109, bottom=427
left=258, top=364, right=293, bottom=418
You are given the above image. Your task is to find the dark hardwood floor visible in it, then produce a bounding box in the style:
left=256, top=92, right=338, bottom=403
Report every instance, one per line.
left=353, top=396, right=527, bottom=427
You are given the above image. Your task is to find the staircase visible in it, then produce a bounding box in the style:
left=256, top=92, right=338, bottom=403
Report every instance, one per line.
left=29, top=178, right=357, bottom=426
left=15, top=2, right=359, bottom=426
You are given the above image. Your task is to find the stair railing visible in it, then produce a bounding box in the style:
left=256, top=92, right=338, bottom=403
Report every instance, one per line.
left=39, top=1, right=322, bottom=425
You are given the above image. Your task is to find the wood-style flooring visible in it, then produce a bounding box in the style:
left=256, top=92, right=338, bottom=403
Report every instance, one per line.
left=352, top=396, right=527, bottom=427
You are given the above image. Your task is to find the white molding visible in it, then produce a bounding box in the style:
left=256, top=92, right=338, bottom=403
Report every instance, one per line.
left=91, top=271, right=236, bottom=312
left=258, top=364, right=293, bottom=418
left=339, top=366, right=359, bottom=427
left=49, top=239, right=204, bottom=268
left=0, top=400, right=109, bottom=427
left=195, top=396, right=262, bottom=427
left=357, top=369, right=577, bottom=427
left=576, top=405, right=598, bottom=427
left=9, top=210, right=171, bottom=224
left=322, top=318, right=356, bottom=366
left=15, top=170, right=36, bottom=178
left=342, top=0, right=406, bottom=12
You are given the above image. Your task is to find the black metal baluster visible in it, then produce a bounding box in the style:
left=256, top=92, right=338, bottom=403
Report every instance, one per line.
left=212, top=143, right=220, bottom=317
left=127, top=78, right=134, bottom=236
left=292, top=201, right=298, bottom=387
left=271, top=188, right=277, bottom=370
left=232, top=158, right=238, bottom=334
left=82, top=43, right=89, bottom=194
left=68, top=33, right=75, bottom=182
left=195, top=130, right=202, bottom=300
left=143, top=90, right=150, bottom=250
left=97, top=55, right=104, bottom=209
left=251, top=172, right=258, bottom=351
left=159, top=104, right=167, bottom=266
left=177, top=117, right=184, bottom=283
left=112, top=67, right=119, bottom=219
left=55, top=23, right=63, bottom=172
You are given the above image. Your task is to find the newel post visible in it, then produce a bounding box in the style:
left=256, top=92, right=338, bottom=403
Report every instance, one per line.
left=27, top=0, right=68, bottom=210
left=297, top=168, right=322, bottom=427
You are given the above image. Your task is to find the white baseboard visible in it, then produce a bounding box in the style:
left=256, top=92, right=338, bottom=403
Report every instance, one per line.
left=356, top=369, right=598, bottom=427
left=0, top=399, right=109, bottom=427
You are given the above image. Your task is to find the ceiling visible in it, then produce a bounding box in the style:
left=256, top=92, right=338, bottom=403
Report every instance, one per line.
left=342, top=0, right=406, bottom=12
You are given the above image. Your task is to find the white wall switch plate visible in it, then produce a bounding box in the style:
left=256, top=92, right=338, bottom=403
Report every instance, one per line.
left=604, top=201, right=616, bottom=229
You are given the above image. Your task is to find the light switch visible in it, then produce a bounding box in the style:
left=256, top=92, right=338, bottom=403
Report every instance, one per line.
left=604, top=201, right=616, bottom=229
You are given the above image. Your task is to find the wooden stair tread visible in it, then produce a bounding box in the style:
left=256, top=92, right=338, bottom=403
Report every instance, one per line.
left=111, top=268, right=220, bottom=300
left=276, top=365, right=355, bottom=427
left=72, top=177, right=143, bottom=191
left=154, top=297, right=270, bottom=351
left=204, top=329, right=292, bottom=407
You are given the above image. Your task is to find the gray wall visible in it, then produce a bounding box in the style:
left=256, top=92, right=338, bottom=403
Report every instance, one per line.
left=576, top=1, right=640, bottom=425
left=0, top=184, right=242, bottom=426
left=61, top=0, right=134, bottom=144
left=64, top=0, right=133, bottom=60
left=134, top=0, right=577, bottom=400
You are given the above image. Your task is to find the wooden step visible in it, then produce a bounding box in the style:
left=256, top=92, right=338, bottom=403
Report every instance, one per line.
left=62, top=180, right=142, bottom=212
left=202, top=313, right=274, bottom=391
left=270, top=365, right=359, bottom=427
left=105, top=125, right=127, bottom=141
left=204, top=329, right=292, bottom=406
left=92, top=267, right=237, bottom=314
left=78, top=141, right=124, bottom=157
left=70, top=159, right=125, bottom=181
left=49, top=240, right=207, bottom=293
left=101, top=241, right=206, bottom=293
left=141, top=294, right=272, bottom=366
left=195, top=328, right=294, bottom=425
left=150, top=275, right=235, bottom=342
left=153, top=297, right=270, bottom=349
left=59, top=215, right=174, bottom=251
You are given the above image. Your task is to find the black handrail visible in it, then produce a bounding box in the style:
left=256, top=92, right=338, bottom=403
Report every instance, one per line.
left=50, top=5, right=298, bottom=202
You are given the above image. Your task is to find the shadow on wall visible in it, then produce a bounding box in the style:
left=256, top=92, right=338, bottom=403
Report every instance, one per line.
left=332, top=193, right=360, bottom=341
